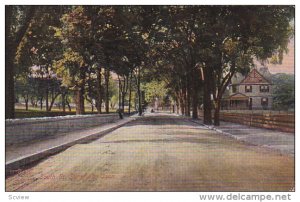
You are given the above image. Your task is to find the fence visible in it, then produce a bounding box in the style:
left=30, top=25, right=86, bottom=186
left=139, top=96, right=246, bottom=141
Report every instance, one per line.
left=199, top=110, right=294, bottom=133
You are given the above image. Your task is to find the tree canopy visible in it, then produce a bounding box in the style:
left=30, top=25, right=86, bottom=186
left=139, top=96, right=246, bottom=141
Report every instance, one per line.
left=6, top=5, right=294, bottom=124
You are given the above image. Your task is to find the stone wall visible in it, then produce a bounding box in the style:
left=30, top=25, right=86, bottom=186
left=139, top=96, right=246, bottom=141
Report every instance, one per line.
left=5, top=114, right=120, bottom=145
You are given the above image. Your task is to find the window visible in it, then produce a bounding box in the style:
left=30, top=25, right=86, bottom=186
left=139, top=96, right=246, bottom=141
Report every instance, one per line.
left=232, top=85, right=237, bottom=93
left=260, top=85, right=269, bottom=92
left=261, top=97, right=268, bottom=106
left=245, top=85, right=252, bottom=93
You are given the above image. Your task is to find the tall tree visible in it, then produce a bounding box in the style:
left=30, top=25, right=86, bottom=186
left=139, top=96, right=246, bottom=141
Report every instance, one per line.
left=6, top=6, right=36, bottom=118
left=53, top=6, right=93, bottom=114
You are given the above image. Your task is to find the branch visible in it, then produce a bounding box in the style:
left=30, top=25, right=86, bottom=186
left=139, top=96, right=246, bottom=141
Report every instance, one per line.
left=14, top=6, right=37, bottom=47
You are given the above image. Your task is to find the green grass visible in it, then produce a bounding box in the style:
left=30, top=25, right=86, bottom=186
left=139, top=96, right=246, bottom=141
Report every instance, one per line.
left=14, top=108, right=117, bottom=119
left=15, top=109, right=75, bottom=118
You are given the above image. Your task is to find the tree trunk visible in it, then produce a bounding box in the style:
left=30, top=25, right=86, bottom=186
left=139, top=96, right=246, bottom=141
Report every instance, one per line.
left=66, top=99, right=71, bottom=112
left=30, top=97, right=36, bottom=107
left=45, top=80, right=49, bottom=112
left=137, top=89, right=142, bottom=116
left=5, top=54, right=15, bottom=119
left=203, top=67, right=213, bottom=125
left=179, top=93, right=185, bottom=115
left=190, top=69, right=198, bottom=119
left=137, top=67, right=142, bottom=116
left=214, top=100, right=221, bottom=126
left=24, top=94, right=29, bottom=111
left=191, top=90, right=199, bottom=119
left=122, top=77, right=128, bottom=111
left=175, top=98, right=179, bottom=114
left=75, top=67, right=86, bottom=115
left=5, top=7, right=15, bottom=119
left=121, top=93, right=125, bottom=111
left=182, top=85, right=188, bottom=116
left=5, top=6, right=36, bottom=119
left=185, top=80, right=191, bottom=117
left=49, top=93, right=60, bottom=111
left=75, top=88, right=85, bottom=115
left=25, top=100, right=28, bottom=111
left=128, top=78, right=132, bottom=114
left=213, top=62, right=236, bottom=126
left=105, top=68, right=109, bottom=114
left=134, top=94, right=137, bottom=111
left=118, top=78, right=121, bottom=110
left=96, top=67, right=102, bottom=113
left=40, top=97, right=43, bottom=110
left=62, top=93, right=66, bottom=113
left=192, top=99, right=198, bottom=119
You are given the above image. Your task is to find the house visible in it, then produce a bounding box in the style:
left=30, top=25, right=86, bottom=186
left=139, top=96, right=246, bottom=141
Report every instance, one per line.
left=222, top=67, right=273, bottom=110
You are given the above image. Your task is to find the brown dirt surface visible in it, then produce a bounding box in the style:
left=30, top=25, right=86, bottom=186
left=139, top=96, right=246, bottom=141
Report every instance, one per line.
left=6, top=114, right=294, bottom=191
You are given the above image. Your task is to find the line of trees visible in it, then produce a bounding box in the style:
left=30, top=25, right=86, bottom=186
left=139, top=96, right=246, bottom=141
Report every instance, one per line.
left=6, top=6, right=294, bottom=125
left=6, top=6, right=149, bottom=117
left=144, top=6, right=294, bottom=125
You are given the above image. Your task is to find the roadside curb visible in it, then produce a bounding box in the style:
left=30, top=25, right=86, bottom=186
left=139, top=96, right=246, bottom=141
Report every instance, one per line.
left=6, top=117, right=135, bottom=175
left=189, top=119, right=236, bottom=139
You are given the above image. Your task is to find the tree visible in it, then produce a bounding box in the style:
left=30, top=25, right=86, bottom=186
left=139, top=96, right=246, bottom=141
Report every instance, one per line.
left=15, top=74, right=33, bottom=110
left=53, top=6, right=93, bottom=114
left=272, top=73, right=295, bottom=110
left=6, top=6, right=36, bottom=118
left=8, top=5, right=294, bottom=121
left=208, top=6, right=294, bottom=125
left=13, top=6, right=65, bottom=113
left=142, top=80, right=168, bottom=108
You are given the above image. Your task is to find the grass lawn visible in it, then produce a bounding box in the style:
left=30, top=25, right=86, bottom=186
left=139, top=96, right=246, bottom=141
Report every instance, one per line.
left=15, top=109, right=76, bottom=118
left=14, top=108, right=117, bottom=119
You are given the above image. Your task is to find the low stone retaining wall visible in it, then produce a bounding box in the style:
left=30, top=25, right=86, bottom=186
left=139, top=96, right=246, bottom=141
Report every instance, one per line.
left=5, top=114, right=119, bottom=145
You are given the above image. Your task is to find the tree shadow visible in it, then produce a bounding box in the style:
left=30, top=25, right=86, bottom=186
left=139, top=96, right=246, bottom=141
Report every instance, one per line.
left=98, top=136, right=223, bottom=145
left=124, top=115, right=203, bottom=127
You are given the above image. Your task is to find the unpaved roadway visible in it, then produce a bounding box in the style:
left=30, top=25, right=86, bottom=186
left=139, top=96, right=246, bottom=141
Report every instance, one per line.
left=6, top=113, right=294, bottom=191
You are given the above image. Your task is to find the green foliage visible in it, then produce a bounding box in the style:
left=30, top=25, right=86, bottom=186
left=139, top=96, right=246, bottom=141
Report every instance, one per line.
left=272, top=73, right=295, bottom=110
left=108, top=75, right=118, bottom=100
left=15, top=6, right=62, bottom=75
left=53, top=49, right=85, bottom=89
left=15, top=74, right=34, bottom=100
left=142, top=80, right=168, bottom=103
left=9, top=5, right=295, bottom=119
left=15, top=108, right=76, bottom=118
left=110, top=95, right=119, bottom=109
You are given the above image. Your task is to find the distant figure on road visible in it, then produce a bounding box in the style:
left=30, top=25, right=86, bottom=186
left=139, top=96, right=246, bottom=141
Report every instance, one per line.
left=117, top=108, right=123, bottom=119
left=151, top=109, right=154, bottom=113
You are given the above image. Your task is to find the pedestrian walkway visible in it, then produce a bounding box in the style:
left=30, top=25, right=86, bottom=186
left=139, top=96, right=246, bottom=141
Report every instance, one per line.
left=6, top=117, right=135, bottom=173
left=191, top=119, right=294, bottom=156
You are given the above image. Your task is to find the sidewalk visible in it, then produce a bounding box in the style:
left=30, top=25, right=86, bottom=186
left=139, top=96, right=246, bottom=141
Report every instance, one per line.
left=190, top=119, right=294, bottom=156
left=6, top=116, right=135, bottom=173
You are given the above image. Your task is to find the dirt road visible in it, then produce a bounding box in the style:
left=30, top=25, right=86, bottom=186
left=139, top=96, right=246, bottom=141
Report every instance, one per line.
left=6, top=113, right=294, bottom=191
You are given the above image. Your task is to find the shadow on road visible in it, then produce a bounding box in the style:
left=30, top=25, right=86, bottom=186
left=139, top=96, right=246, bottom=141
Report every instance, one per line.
left=125, top=114, right=200, bottom=127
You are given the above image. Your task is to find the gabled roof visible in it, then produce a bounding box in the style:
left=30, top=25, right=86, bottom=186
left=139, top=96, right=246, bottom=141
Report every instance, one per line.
left=224, top=93, right=248, bottom=100
left=240, top=69, right=271, bottom=84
